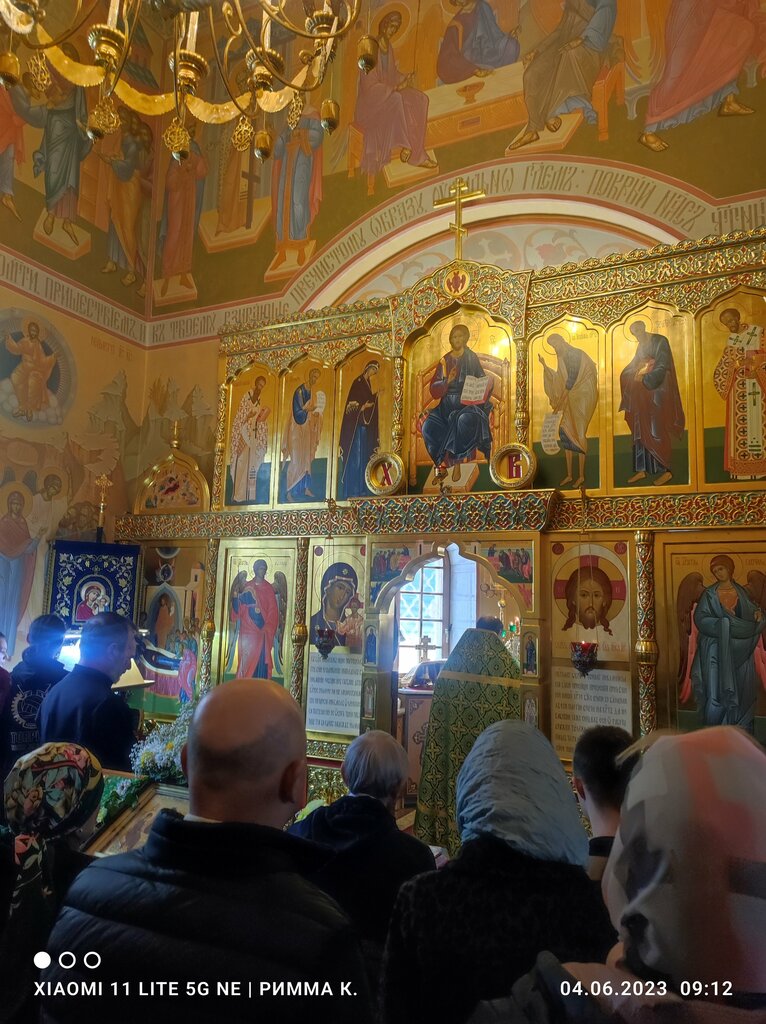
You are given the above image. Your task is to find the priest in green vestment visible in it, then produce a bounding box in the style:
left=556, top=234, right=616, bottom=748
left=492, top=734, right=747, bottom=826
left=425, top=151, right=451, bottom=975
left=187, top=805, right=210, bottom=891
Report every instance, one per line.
left=414, top=626, right=521, bottom=856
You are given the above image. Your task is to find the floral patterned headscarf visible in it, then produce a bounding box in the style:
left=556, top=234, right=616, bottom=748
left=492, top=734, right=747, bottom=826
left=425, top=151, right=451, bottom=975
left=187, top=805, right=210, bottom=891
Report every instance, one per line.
left=603, top=727, right=766, bottom=997
left=2, top=742, right=104, bottom=923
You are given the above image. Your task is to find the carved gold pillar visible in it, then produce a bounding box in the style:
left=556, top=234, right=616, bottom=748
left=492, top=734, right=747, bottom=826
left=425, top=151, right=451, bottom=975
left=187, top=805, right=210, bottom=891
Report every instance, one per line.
left=199, top=537, right=220, bottom=691
left=290, top=536, right=310, bottom=704
left=635, top=530, right=658, bottom=735
left=514, top=336, right=529, bottom=445
left=392, top=355, right=405, bottom=457
left=211, top=380, right=228, bottom=511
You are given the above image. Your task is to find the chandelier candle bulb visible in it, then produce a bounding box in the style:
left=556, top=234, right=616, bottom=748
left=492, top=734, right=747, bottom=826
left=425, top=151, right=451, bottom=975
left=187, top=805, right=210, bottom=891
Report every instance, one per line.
left=185, top=11, right=199, bottom=52
left=106, top=0, right=120, bottom=30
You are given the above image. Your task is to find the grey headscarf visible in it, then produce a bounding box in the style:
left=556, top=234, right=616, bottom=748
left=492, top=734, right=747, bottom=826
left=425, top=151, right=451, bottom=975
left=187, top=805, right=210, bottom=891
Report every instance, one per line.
left=456, top=720, right=588, bottom=868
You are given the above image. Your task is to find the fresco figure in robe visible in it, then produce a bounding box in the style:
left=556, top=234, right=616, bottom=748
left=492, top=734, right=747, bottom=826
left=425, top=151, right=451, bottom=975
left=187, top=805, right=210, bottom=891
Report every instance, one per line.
left=4, top=320, right=57, bottom=421
left=639, top=0, right=766, bottom=152
left=282, top=368, right=323, bottom=502
left=230, top=376, right=270, bottom=504
left=230, top=559, right=280, bottom=679
left=421, top=324, right=493, bottom=484
left=100, top=108, right=145, bottom=288
left=507, top=0, right=617, bottom=151
left=619, top=320, right=685, bottom=487
left=437, top=0, right=520, bottom=84
left=0, top=84, right=25, bottom=221
left=309, top=562, right=359, bottom=652
left=271, top=106, right=323, bottom=268
left=713, top=308, right=766, bottom=480
left=158, top=123, right=207, bottom=295
left=355, top=11, right=436, bottom=181
left=0, top=491, right=39, bottom=657
left=690, top=555, right=766, bottom=733
left=153, top=594, right=176, bottom=650
left=11, top=44, right=92, bottom=243
left=539, top=333, right=598, bottom=488
left=338, top=361, right=381, bottom=499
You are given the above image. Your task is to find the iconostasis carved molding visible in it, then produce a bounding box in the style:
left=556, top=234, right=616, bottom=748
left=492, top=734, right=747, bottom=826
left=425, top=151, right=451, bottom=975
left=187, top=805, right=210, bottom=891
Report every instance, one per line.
left=114, top=488, right=766, bottom=542
left=526, top=230, right=766, bottom=335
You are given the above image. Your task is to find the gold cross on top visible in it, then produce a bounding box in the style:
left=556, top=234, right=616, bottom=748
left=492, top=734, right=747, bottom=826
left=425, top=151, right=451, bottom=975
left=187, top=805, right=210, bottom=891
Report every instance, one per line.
left=433, top=177, right=485, bottom=261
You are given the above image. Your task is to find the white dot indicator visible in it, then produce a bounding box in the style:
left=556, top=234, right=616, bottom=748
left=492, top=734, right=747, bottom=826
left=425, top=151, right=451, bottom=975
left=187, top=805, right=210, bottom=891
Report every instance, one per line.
left=83, top=952, right=101, bottom=969
left=59, top=952, right=76, bottom=970
left=33, top=951, right=51, bottom=970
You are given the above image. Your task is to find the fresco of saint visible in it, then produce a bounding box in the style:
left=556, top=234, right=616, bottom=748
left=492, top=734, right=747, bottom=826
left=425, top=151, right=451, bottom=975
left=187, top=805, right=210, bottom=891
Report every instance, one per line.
left=230, top=377, right=270, bottom=504
left=354, top=11, right=436, bottom=181
left=338, top=361, right=381, bottom=499
left=508, top=0, right=617, bottom=151
left=539, top=334, right=598, bottom=488
left=437, top=0, right=520, bottom=84
left=713, top=308, right=766, bottom=479
left=421, top=324, right=493, bottom=484
left=619, top=321, right=685, bottom=487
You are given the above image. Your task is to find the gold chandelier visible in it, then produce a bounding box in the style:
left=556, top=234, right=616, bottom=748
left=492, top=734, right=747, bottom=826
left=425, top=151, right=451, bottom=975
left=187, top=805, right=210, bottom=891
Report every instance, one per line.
left=0, top=0, right=375, bottom=160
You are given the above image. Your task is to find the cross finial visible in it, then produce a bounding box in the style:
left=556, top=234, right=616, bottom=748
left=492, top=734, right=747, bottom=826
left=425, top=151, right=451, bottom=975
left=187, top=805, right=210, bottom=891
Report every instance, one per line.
left=433, top=177, right=485, bottom=260
left=94, top=474, right=113, bottom=536
left=415, top=634, right=439, bottom=663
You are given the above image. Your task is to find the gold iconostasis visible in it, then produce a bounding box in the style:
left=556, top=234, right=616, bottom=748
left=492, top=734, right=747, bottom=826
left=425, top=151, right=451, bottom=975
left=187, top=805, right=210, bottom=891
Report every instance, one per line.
left=115, top=229, right=766, bottom=792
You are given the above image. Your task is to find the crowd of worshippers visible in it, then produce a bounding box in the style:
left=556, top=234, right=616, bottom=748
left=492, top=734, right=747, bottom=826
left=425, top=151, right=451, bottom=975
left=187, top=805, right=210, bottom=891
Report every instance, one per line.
left=0, top=616, right=765, bottom=1023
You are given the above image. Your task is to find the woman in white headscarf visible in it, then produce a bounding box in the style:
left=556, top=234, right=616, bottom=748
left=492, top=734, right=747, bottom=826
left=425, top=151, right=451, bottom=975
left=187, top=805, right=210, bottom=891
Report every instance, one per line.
left=381, top=720, right=615, bottom=1024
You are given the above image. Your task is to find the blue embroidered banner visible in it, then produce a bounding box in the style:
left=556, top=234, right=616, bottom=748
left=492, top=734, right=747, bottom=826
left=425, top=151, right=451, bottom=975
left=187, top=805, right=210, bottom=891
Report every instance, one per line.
left=47, top=541, right=141, bottom=627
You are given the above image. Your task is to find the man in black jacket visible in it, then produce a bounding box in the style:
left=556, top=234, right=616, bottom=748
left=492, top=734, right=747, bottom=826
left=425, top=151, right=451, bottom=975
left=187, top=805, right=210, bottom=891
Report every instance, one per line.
left=39, top=678, right=373, bottom=1024
left=1, top=614, right=67, bottom=778
left=39, top=613, right=137, bottom=771
left=290, top=729, right=436, bottom=943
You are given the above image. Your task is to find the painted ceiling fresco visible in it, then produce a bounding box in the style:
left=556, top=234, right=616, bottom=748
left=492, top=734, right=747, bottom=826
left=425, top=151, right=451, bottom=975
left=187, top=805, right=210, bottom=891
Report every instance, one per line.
left=0, top=0, right=764, bottom=322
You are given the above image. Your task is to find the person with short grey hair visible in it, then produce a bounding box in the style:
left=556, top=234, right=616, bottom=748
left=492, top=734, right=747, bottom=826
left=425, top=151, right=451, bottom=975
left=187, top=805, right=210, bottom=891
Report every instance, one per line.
left=342, top=729, right=410, bottom=807
left=290, top=730, right=435, bottom=951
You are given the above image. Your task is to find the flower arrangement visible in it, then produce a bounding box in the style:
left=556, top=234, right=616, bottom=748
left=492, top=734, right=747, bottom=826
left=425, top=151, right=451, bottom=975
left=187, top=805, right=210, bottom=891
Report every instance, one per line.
left=129, top=699, right=197, bottom=785
left=96, top=775, right=148, bottom=829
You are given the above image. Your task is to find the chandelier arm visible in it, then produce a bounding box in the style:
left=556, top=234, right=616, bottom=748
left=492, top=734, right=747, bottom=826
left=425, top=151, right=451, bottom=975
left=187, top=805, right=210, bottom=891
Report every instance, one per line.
left=172, top=13, right=185, bottom=121
left=233, top=0, right=361, bottom=44
left=257, top=32, right=333, bottom=94
left=112, top=77, right=175, bottom=115
left=204, top=3, right=258, bottom=119
left=21, top=0, right=102, bottom=51
left=103, top=0, right=143, bottom=100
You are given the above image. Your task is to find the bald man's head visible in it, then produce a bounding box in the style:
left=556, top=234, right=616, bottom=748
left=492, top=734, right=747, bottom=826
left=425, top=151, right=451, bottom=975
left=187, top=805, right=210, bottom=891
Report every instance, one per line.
left=182, top=679, right=307, bottom=827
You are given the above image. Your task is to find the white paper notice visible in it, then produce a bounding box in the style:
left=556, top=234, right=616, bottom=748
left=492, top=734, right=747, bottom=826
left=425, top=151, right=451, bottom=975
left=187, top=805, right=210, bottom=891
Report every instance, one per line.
left=306, top=650, right=363, bottom=736
left=551, top=665, right=632, bottom=759
left=541, top=412, right=562, bottom=455
left=460, top=375, right=490, bottom=405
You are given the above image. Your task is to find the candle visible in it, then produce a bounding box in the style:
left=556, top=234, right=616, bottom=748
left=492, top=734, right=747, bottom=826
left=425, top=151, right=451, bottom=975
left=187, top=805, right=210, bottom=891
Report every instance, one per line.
left=263, top=13, right=271, bottom=50
left=186, top=11, right=199, bottom=51
left=107, top=0, right=120, bottom=29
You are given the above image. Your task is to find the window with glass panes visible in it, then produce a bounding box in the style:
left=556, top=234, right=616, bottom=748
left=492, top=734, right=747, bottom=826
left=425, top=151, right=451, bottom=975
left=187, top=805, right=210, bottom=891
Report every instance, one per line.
left=397, top=559, right=444, bottom=674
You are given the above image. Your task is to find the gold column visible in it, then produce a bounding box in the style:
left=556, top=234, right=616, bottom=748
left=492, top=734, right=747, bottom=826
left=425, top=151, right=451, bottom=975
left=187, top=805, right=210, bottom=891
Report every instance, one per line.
left=198, top=537, right=220, bottom=690
left=514, top=335, right=529, bottom=445
left=211, top=380, right=228, bottom=510
left=290, top=536, right=310, bottom=704
left=635, top=530, right=658, bottom=735
left=392, top=355, right=405, bottom=457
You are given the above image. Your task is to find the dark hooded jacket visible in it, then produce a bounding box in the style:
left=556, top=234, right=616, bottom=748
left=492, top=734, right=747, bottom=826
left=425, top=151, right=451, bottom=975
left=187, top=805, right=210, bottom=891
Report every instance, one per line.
left=0, top=649, right=67, bottom=778
left=289, top=794, right=436, bottom=943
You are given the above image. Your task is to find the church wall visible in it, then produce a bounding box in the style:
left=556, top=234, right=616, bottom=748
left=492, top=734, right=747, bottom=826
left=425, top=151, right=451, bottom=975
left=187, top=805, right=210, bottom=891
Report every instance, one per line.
left=0, top=290, right=219, bottom=666
left=0, top=283, right=148, bottom=661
